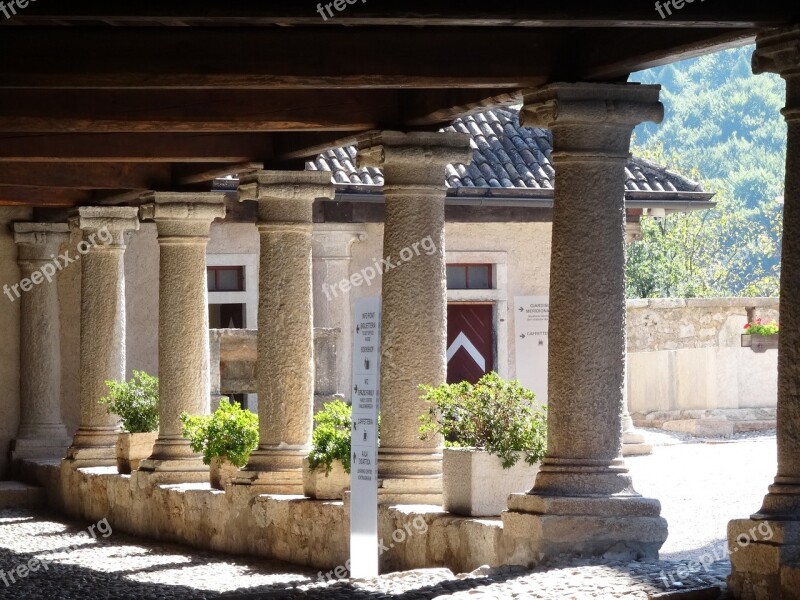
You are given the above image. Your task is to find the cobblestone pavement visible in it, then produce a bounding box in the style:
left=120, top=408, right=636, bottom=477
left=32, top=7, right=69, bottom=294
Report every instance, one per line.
left=0, top=434, right=776, bottom=599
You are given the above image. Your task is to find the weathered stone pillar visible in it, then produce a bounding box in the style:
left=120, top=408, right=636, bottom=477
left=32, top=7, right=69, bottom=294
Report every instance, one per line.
left=312, top=224, right=367, bottom=406
left=357, top=131, right=472, bottom=504
left=138, top=193, right=226, bottom=482
left=11, top=223, right=71, bottom=459
left=623, top=228, right=651, bottom=456
left=729, top=26, right=800, bottom=599
left=502, top=84, right=668, bottom=563
left=233, top=171, right=334, bottom=493
left=66, top=207, right=140, bottom=467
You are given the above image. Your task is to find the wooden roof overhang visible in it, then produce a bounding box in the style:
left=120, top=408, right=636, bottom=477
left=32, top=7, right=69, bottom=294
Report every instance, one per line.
left=0, top=1, right=796, bottom=210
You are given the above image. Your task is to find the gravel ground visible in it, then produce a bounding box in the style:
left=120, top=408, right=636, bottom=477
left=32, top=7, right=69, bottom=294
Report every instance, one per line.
left=628, top=429, right=776, bottom=562
left=0, top=433, right=777, bottom=599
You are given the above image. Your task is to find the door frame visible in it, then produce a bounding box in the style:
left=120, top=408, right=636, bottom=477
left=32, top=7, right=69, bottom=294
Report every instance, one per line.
left=445, top=251, right=508, bottom=378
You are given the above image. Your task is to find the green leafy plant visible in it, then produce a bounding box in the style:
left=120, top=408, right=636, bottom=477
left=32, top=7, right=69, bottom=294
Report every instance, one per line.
left=744, top=317, right=779, bottom=336
left=419, top=372, right=547, bottom=469
left=307, top=399, right=354, bottom=475
left=99, top=370, right=159, bottom=434
left=180, top=399, right=259, bottom=468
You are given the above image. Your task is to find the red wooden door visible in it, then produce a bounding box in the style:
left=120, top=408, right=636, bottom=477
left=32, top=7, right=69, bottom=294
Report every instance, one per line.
left=447, top=304, right=494, bottom=384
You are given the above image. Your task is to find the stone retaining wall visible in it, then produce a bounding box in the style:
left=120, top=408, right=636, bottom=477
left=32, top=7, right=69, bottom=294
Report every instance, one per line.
left=21, top=460, right=504, bottom=574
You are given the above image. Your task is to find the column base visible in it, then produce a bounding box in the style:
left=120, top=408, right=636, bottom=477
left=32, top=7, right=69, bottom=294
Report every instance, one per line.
left=501, top=493, right=668, bottom=567
left=377, top=448, right=443, bottom=504
left=231, top=469, right=303, bottom=495
left=755, top=479, right=800, bottom=517
left=728, top=518, right=800, bottom=600
left=230, top=447, right=307, bottom=494
left=136, top=437, right=209, bottom=483
left=622, top=430, right=653, bottom=456
left=65, top=428, right=119, bottom=468
left=533, top=458, right=639, bottom=497
left=137, top=440, right=210, bottom=485
left=377, top=475, right=443, bottom=505
left=11, top=434, right=70, bottom=461
left=136, top=459, right=209, bottom=484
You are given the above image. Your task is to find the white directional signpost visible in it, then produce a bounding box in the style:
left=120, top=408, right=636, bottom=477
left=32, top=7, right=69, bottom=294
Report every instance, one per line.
left=350, top=296, right=381, bottom=578
left=514, top=296, right=550, bottom=405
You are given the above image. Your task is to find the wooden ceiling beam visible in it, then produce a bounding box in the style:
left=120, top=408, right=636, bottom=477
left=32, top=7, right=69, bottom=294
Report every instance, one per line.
left=174, top=162, right=263, bottom=185
left=0, top=133, right=275, bottom=163
left=0, top=90, right=400, bottom=133
left=273, top=132, right=361, bottom=161
left=579, top=28, right=757, bottom=81
left=0, top=163, right=172, bottom=189
left=402, top=90, right=522, bottom=127
left=0, top=186, right=91, bottom=207
left=7, top=0, right=797, bottom=28
left=0, top=28, right=556, bottom=89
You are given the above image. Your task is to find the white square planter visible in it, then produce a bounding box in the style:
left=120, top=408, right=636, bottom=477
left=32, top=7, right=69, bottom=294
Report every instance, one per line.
left=302, top=458, right=350, bottom=500
left=115, top=432, right=158, bottom=475
left=443, top=447, right=539, bottom=517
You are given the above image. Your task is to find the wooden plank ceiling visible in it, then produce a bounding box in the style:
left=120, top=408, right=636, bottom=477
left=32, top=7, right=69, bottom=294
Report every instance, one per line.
left=0, top=1, right=795, bottom=208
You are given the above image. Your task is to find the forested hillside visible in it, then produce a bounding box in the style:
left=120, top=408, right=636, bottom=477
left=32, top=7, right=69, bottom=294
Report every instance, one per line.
left=626, top=46, right=786, bottom=298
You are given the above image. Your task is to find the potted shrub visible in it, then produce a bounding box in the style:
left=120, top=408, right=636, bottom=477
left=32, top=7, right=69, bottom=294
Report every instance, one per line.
left=419, top=372, right=547, bottom=517
left=741, top=317, right=779, bottom=352
left=180, top=398, right=259, bottom=490
left=304, top=398, right=353, bottom=500
left=99, top=370, right=159, bottom=474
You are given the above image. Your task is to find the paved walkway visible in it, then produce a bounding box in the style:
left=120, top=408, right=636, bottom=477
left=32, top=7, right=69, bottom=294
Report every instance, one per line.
left=0, top=432, right=776, bottom=599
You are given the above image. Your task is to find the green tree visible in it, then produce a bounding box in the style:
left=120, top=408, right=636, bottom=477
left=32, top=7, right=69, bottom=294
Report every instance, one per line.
left=626, top=46, right=785, bottom=298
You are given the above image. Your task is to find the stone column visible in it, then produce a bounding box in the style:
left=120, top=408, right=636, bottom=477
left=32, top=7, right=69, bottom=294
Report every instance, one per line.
left=729, top=26, right=800, bottom=599
left=137, top=193, right=226, bottom=483
left=623, top=230, right=652, bottom=457
left=66, top=207, right=140, bottom=467
left=502, top=84, right=668, bottom=563
left=357, top=131, right=472, bottom=504
left=11, top=223, right=71, bottom=459
left=233, top=171, right=334, bottom=494
left=312, top=224, right=367, bottom=406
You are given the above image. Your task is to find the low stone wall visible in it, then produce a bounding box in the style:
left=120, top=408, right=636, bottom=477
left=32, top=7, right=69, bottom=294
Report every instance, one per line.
left=22, top=460, right=504, bottom=574
left=627, top=298, right=779, bottom=429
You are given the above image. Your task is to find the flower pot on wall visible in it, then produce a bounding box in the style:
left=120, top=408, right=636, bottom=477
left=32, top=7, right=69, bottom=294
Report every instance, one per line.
left=116, top=432, right=158, bottom=475
left=210, top=457, right=239, bottom=490
left=443, top=447, right=539, bottom=517
left=741, top=333, right=779, bottom=353
left=302, top=458, right=350, bottom=500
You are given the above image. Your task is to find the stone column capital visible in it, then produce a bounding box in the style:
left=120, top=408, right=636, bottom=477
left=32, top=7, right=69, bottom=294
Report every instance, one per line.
left=753, top=27, right=800, bottom=124
left=521, top=83, right=663, bottom=157
left=70, top=206, right=140, bottom=248
left=140, top=192, right=226, bottom=239
left=239, top=170, right=335, bottom=224
left=753, top=26, right=800, bottom=77
left=13, top=223, right=70, bottom=260
left=312, top=224, right=368, bottom=259
left=356, top=130, right=473, bottom=188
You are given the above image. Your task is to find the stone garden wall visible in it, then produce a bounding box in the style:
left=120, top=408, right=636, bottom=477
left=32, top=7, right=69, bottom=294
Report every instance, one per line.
left=626, top=297, right=779, bottom=431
